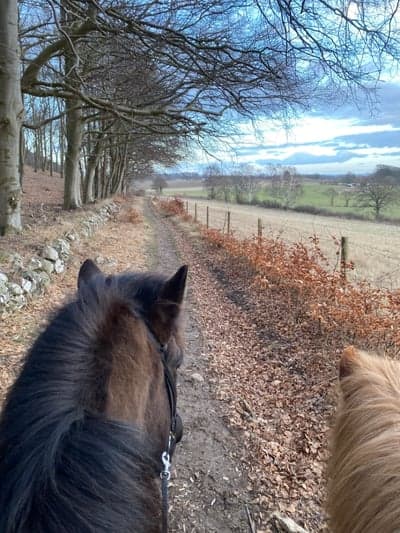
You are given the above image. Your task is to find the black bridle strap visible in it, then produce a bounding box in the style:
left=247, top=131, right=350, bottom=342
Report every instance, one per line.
left=125, top=309, right=179, bottom=532
left=144, top=327, right=178, bottom=533
left=159, top=345, right=177, bottom=533
left=161, top=349, right=178, bottom=434
left=144, top=325, right=178, bottom=433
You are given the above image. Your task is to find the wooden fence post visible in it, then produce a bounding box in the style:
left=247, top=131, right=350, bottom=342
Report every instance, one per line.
left=186, top=201, right=188, bottom=213
left=340, top=236, right=348, bottom=281
left=227, top=211, right=231, bottom=234
left=194, top=203, right=198, bottom=223
left=258, top=218, right=262, bottom=246
left=206, top=206, right=209, bottom=228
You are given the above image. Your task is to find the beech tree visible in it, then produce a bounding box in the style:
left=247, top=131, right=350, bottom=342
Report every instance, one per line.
left=0, top=0, right=24, bottom=235
left=1, top=0, right=400, bottom=234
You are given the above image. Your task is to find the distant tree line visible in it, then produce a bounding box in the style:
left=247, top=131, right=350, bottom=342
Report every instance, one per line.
left=201, top=164, right=400, bottom=219
left=202, top=163, right=304, bottom=205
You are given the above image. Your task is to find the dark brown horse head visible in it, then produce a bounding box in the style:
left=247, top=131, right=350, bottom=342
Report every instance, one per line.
left=0, top=260, right=188, bottom=533
left=77, top=259, right=187, bottom=456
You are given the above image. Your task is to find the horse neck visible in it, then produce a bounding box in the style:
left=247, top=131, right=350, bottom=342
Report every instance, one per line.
left=106, top=313, right=170, bottom=449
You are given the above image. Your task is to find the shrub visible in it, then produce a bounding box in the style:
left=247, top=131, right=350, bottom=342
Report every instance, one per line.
left=201, top=228, right=400, bottom=352
left=118, top=207, right=142, bottom=224
left=159, top=197, right=186, bottom=216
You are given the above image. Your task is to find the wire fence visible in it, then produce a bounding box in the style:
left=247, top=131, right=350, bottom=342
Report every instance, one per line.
left=173, top=197, right=400, bottom=289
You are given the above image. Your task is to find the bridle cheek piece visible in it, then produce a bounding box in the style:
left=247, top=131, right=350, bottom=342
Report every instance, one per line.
left=158, top=343, right=181, bottom=533
left=140, top=320, right=182, bottom=533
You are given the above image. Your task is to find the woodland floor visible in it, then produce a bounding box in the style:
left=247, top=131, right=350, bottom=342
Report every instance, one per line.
left=0, top=167, right=110, bottom=270
left=0, top=172, right=340, bottom=532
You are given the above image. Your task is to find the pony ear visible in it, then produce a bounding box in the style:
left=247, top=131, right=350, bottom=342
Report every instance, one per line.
left=150, top=266, right=188, bottom=343
left=339, top=346, right=359, bottom=379
left=78, top=259, right=101, bottom=289
left=160, top=265, right=188, bottom=304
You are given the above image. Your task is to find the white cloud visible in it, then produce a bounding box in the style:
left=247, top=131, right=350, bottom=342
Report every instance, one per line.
left=238, top=116, right=398, bottom=147
left=175, top=81, right=400, bottom=175
left=223, top=116, right=400, bottom=174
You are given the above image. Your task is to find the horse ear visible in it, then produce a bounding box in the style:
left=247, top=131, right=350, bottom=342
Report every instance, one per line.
left=160, top=265, right=188, bottom=304
left=78, top=259, right=101, bottom=289
left=150, top=266, right=188, bottom=343
left=339, top=346, right=359, bottom=379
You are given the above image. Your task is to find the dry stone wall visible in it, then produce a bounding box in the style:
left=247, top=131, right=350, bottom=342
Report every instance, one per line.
left=0, top=202, right=119, bottom=316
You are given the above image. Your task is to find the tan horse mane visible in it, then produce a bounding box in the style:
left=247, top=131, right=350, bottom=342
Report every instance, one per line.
left=328, top=346, right=400, bottom=533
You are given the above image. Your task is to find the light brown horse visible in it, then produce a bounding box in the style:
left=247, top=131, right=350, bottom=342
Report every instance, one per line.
left=0, top=259, right=187, bottom=532
left=328, top=346, right=400, bottom=533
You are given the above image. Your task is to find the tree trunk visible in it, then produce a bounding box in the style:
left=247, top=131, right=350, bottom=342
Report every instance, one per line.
left=19, top=127, right=25, bottom=188
left=63, top=96, right=83, bottom=209
left=100, top=153, right=107, bottom=198
left=49, top=119, right=53, bottom=176
left=112, top=143, right=128, bottom=195
left=42, top=125, right=47, bottom=172
left=0, top=0, right=23, bottom=235
left=374, top=200, right=381, bottom=220
left=94, top=164, right=99, bottom=199
left=59, top=113, right=64, bottom=179
left=34, top=132, right=38, bottom=172
left=62, top=1, right=82, bottom=209
left=102, top=146, right=111, bottom=198
left=84, top=136, right=103, bottom=203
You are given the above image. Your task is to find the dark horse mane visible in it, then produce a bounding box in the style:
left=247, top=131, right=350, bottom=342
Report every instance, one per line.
left=0, top=267, right=185, bottom=533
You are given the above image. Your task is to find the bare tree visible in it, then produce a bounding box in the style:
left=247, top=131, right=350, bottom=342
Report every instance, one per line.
left=325, top=187, right=339, bottom=207
left=152, top=176, right=168, bottom=195
left=270, top=167, right=302, bottom=207
left=231, top=164, right=260, bottom=203
left=203, top=164, right=223, bottom=200
left=374, top=165, right=400, bottom=183
left=256, top=1, right=400, bottom=100
left=357, top=171, right=400, bottom=219
left=340, top=188, right=355, bottom=208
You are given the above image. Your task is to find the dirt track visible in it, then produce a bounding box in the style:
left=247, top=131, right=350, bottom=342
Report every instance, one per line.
left=150, top=202, right=331, bottom=533
left=146, top=203, right=253, bottom=532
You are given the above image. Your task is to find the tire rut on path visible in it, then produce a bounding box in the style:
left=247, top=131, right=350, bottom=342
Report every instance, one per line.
left=145, top=203, right=252, bottom=533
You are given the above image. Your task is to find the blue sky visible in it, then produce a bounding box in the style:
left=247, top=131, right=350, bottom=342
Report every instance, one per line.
left=185, top=81, right=400, bottom=176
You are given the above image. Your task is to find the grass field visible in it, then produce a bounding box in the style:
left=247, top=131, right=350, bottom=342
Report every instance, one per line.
left=163, top=180, right=400, bottom=220
left=179, top=197, right=400, bottom=289
left=163, top=181, right=207, bottom=198
left=164, top=186, right=205, bottom=198
left=255, top=182, right=400, bottom=219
